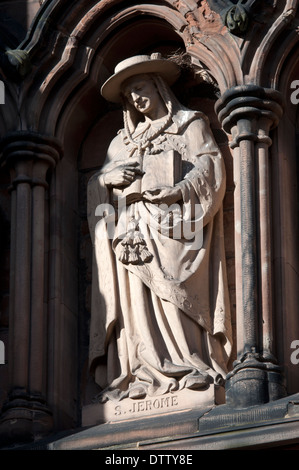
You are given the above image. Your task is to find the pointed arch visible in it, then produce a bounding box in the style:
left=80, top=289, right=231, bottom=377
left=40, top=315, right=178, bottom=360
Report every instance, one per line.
left=15, top=0, right=245, bottom=139
left=247, top=0, right=299, bottom=88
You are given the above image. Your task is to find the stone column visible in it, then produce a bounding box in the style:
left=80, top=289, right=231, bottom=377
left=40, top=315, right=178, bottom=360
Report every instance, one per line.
left=215, top=86, right=286, bottom=407
left=0, top=131, right=62, bottom=443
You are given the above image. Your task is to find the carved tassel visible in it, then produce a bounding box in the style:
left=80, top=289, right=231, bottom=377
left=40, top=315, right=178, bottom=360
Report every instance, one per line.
left=139, top=246, right=153, bottom=263
left=128, top=246, right=139, bottom=264
left=118, top=214, right=152, bottom=265
left=119, top=245, right=129, bottom=264
left=132, top=230, right=145, bottom=246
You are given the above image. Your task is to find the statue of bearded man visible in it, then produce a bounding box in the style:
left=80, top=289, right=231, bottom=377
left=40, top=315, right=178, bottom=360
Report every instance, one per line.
left=87, top=53, right=232, bottom=403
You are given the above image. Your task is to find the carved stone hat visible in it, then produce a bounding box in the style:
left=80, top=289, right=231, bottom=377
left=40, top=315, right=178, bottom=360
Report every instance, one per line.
left=101, top=53, right=181, bottom=103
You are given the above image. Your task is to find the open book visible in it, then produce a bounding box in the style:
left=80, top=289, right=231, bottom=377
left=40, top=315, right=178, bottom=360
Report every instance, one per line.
left=112, top=150, right=182, bottom=206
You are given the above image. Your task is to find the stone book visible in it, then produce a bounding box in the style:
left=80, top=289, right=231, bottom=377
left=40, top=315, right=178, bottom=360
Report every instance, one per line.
left=112, top=150, right=182, bottom=205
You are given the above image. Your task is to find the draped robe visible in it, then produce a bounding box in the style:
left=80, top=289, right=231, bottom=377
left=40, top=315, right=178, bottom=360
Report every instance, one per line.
left=87, top=107, right=232, bottom=402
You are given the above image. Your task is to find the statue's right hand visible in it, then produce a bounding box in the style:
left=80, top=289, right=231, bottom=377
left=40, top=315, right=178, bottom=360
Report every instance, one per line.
left=104, top=161, right=143, bottom=188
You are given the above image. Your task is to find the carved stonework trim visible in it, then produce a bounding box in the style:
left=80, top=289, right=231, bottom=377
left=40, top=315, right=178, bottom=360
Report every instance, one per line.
left=224, top=2, right=249, bottom=33
left=0, top=49, right=32, bottom=81
left=207, top=0, right=257, bottom=35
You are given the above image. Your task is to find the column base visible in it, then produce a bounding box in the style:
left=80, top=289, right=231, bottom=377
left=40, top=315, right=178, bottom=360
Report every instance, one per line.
left=225, top=354, right=287, bottom=408
left=0, top=391, right=53, bottom=446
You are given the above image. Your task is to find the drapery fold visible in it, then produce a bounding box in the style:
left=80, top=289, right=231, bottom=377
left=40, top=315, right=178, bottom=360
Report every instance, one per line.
left=87, top=110, right=232, bottom=401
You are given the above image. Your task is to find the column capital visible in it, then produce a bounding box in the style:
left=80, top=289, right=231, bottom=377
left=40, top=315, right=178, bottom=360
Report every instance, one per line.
left=215, top=85, right=284, bottom=148
left=0, top=131, right=63, bottom=187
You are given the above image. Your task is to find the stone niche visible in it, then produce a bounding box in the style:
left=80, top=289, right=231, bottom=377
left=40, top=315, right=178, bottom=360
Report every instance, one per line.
left=77, top=11, right=235, bottom=432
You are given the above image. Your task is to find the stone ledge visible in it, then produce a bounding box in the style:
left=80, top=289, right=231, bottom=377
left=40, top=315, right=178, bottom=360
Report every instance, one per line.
left=139, top=416, right=299, bottom=450
left=3, top=393, right=299, bottom=450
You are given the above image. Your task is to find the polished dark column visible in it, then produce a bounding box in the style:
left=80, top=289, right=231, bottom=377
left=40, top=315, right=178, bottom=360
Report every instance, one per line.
left=0, top=131, right=62, bottom=443
left=216, top=86, right=286, bottom=407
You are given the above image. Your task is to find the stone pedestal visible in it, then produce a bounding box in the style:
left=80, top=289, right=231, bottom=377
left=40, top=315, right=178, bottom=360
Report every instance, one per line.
left=82, top=384, right=224, bottom=427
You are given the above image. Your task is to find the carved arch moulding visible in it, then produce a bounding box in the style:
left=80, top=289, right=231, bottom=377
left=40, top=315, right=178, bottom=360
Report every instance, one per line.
left=9, top=0, right=245, bottom=139
left=0, top=0, right=297, bottom=139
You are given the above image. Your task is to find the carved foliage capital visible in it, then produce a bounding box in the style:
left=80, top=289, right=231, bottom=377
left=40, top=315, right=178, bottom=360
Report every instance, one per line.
left=207, top=0, right=256, bottom=35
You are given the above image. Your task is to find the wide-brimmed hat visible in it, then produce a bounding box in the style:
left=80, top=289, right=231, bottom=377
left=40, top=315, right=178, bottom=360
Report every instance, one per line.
left=101, top=53, right=181, bottom=103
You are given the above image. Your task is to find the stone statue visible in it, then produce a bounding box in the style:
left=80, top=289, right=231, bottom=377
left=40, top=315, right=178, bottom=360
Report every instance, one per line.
left=87, top=53, right=232, bottom=404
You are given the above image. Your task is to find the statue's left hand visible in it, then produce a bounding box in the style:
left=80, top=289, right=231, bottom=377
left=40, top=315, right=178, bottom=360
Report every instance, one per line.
left=143, top=186, right=182, bottom=205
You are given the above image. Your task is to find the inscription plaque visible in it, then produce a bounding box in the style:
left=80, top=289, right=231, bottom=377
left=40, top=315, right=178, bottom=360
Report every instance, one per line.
left=82, top=385, right=225, bottom=426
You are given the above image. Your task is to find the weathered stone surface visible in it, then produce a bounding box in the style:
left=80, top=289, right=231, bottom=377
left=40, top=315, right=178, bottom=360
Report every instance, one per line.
left=0, top=0, right=298, bottom=450
left=82, top=385, right=224, bottom=427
